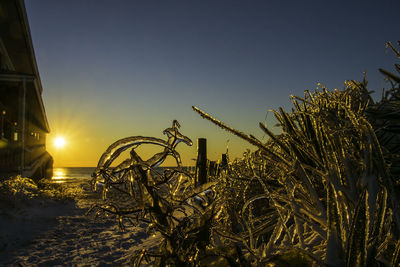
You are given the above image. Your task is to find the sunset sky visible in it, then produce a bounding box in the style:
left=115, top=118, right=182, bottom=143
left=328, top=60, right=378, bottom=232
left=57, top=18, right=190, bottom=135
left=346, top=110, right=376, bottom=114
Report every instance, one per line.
left=25, top=0, right=400, bottom=167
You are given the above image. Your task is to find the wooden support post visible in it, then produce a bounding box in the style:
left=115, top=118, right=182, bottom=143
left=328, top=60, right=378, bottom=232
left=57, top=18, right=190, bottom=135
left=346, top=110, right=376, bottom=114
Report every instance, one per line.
left=196, top=138, right=207, bottom=186
left=19, top=78, right=26, bottom=174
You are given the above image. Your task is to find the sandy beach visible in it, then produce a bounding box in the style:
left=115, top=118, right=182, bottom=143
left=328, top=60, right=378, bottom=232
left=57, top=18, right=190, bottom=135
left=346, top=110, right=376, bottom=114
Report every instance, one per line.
left=0, top=179, right=160, bottom=266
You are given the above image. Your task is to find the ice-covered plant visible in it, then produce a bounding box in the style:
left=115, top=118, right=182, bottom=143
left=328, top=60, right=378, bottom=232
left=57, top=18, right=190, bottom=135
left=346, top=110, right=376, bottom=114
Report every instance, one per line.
left=192, top=41, right=400, bottom=266
left=89, top=120, right=242, bottom=266
left=369, top=41, right=400, bottom=193
left=0, top=175, right=38, bottom=202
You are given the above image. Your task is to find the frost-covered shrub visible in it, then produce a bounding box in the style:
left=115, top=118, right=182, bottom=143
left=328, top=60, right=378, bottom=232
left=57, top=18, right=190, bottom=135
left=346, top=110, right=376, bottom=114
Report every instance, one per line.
left=0, top=176, right=80, bottom=209
left=0, top=175, right=38, bottom=202
left=37, top=178, right=83, bottom=200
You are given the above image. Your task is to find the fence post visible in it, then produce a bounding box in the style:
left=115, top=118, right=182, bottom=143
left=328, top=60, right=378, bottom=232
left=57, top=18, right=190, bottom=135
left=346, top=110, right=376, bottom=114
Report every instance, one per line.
left=196, top=138, right=207, bottom=186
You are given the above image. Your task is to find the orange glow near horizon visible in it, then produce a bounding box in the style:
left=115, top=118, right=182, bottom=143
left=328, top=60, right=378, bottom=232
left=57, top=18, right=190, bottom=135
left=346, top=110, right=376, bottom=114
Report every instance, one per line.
left=45, top=114, right=254, bottom=167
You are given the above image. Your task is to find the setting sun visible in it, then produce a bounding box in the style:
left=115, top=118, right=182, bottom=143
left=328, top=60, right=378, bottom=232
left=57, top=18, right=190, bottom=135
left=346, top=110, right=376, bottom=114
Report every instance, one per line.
left=54, top=136, right=66, bottom=148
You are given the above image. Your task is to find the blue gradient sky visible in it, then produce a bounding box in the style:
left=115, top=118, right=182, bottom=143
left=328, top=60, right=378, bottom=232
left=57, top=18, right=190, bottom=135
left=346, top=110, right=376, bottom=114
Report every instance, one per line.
left=25, top=0, right=400, bottom=167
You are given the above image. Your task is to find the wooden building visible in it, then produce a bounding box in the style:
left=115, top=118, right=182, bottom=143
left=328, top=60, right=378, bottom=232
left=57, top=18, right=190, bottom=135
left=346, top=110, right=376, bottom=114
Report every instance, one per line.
left=0, top=0, right=52, bottom=180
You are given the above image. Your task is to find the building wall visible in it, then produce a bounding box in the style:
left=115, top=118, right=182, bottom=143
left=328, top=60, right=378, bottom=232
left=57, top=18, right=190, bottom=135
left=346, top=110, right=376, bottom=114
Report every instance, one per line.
left=0, top=1, right=52, bottom=180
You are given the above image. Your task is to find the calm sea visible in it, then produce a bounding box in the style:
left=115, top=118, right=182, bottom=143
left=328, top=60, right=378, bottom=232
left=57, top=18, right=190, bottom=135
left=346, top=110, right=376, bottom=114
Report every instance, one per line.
left=52, top=167, right=95, bottom=183
left=51, top=166, right=196, bottom=184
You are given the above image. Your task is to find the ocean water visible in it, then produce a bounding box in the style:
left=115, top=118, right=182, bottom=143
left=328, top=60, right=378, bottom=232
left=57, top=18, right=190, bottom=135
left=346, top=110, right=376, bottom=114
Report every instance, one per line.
left=52, top=167, right=95, bottom=183
left=51, top=166, right=196, bottom=184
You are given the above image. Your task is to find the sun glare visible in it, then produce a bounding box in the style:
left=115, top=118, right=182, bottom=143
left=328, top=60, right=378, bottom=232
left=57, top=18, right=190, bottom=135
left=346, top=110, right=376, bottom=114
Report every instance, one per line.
left=54, top=136, right=66, bottom=148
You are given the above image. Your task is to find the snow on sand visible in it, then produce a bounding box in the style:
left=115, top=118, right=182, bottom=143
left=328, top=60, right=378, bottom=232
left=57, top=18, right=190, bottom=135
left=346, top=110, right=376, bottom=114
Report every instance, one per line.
left=0, top=178, right=159, bottom=266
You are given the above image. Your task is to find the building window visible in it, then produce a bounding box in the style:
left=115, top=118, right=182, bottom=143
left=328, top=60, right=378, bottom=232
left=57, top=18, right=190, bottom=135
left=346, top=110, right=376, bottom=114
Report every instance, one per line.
left=33, top=132, right=40, bottom=140
left=13, top=132, right=18, bottom=141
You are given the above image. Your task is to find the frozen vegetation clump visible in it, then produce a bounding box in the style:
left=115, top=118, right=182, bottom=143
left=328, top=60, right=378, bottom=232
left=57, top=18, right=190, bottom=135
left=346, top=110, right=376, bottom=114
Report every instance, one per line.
left=92, top=41, right=400, bottom=266
left=0, top=176, right=81, bottom=210
left=0, top=176, right=39, bottom=203
left=36, top=178, right=84, bottom=200
left=91, top=121, right=241, bottom=266
left=193, top=41, right=400, bottom=266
